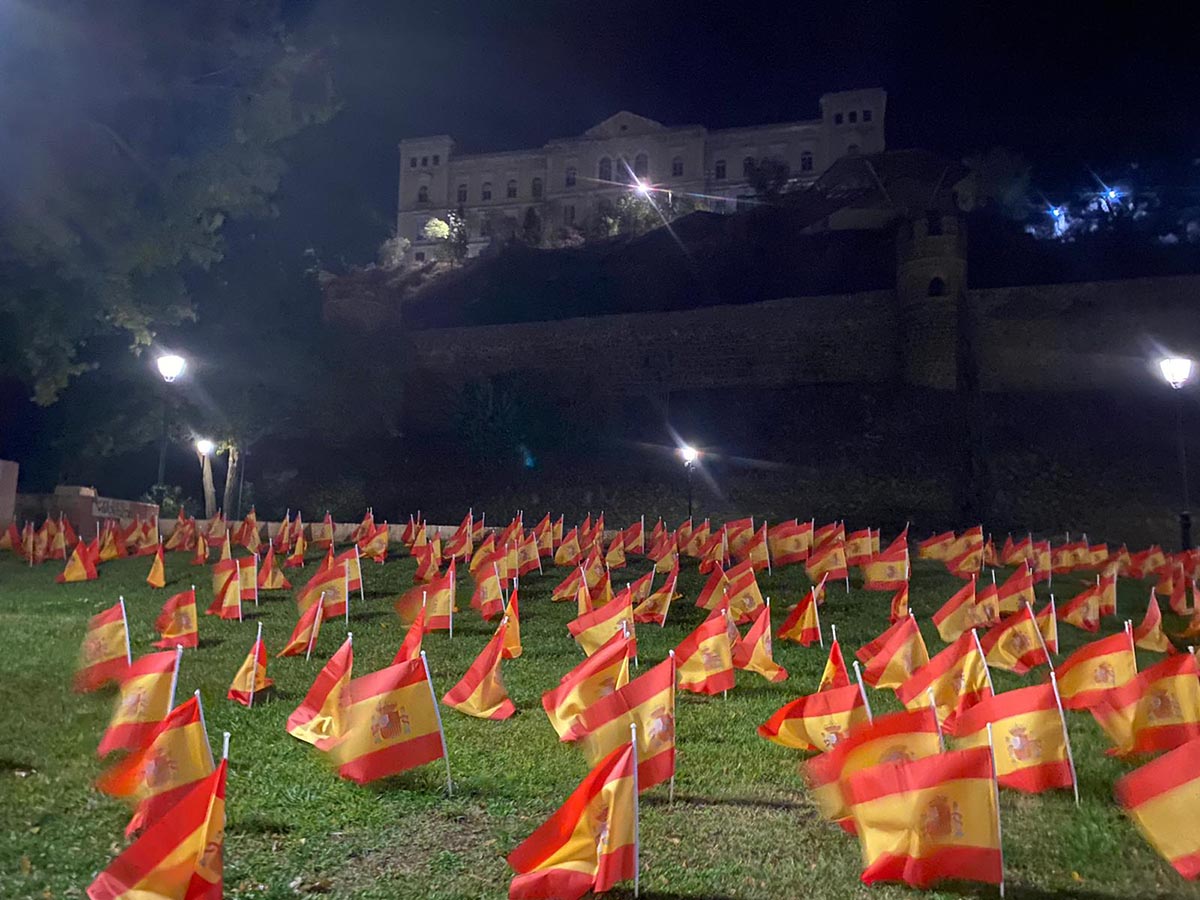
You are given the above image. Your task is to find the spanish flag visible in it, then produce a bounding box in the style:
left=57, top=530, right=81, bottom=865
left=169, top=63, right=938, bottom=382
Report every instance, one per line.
left=856, top=614, right=928, bottom=690
left=552, top=565, right=585, bottom=603
left=237, top=555, right=258, bottom=603
left=99, top=523, right=129, bottom=563
left=350, top=508, right=375, bottom=544
left=724, top=559, right=765, bottom=623
left=634, top=559, right=677, bottom=626
left=777, top=581, right=824, bottom=647
left=889, top=583, right=910, bottom=623
left=1035, top=598, right=1059, bottom=654
left=683, top=519, right=710, bottom=558
left=507, top=741, right=638, bottom=900
left=154, top=588, right=198, bottom=650
left=603, top=531, right=626, bottom=569
left=995, top=566, right=1034, bottom=614
left=817, top=637, right=850, bottom=692
left=284, top=522, right=308, bottom=568
left=806, top=538, right=848, bottom=583
left=1115, top=736, right=1200, bottom=879
left=144, top=544, right=166, bottom=588
left=1091, top=653, right=1200, bottom=756
left=518, top=530, right=543, bottom=575
left=757, top=682, right=868, bottom=752
left=554, top=527, right=583, bottom=566
left=803, top=708, right=942, bottom=825
left=400, top=513, right=419, bottom=547
left=1055, top=630, right=1138, bottom=710
left=588, top=568, right=615, bottom=607
left=1098, top=570, right=1118, bottom=617
left=334, top=546, right=365, bottom=593
left=845, top=745, right=1002, bottom=889
left=768, top=519, right=813, bottom=566
left=470, top=563, right=506, bottom=621
left=95, top=695, right=214, bottom=837
left=327, top=657, right=448, bottom=785
left=694, top=564, right=730, bottom=611
left=470, top=533, right=496, bottom=575
left=813, top=521, right=844, bottom=551
left=287, top=635, right=353, bottom=747
left=896, top=630, right=991, bottom=733
left=392, top=605, right=426, bottom=665
left=1000, top=534, right=1031, bottom=566
left=569, top=589, right=634, bottom=657
left=628, top=567, right=655, bottom=606
left=740, top=524, right=771, bottom=571
left=206, top=558, right=242, bottom=621
left=276, top=595, right=325, bottom=659
left=228, top=624, right=273, bottom=707
left=674, top=607, right=735, bottom=695
left=978, top=604, right=1050, bottom=674
left=1134, top=590, right=1174, bottom=653
left=845, top=527, right=874, bottom=566
left=76, top=601, right=131, bottom=692
left=87, top=759, right=226, bottom=900
left=501, top=591, right=522, bottom=659
left=297, top=561, right=349, bottom=619
left=917, top=530, right=955, bottom=560
left=863, top=544, right=908, bottom=592
left=310, top=511, right=335, bottom=550
left=565, top=657, right=676, bottom=791
left=97, top=650, right=181, bottom=756
left=258, top=545, right=292, bottom=591
left=1058, top=583, right=1101, bottom=632
left=933, top=577, right=981, bottom=643
left=394, top=562, right=456, bottom=629
left=358, top=521, right=389, bottom=563
left=443, top=621, right=516, bottom=719
left=542, top=633, right=634, bottom=740
left=953, top=682, right=1076, bottom=794
left=189, top=529, right=209, bottom=566
left=56, top=539, right=98, bottom=583
left=731, top=602, right=787, bottom=683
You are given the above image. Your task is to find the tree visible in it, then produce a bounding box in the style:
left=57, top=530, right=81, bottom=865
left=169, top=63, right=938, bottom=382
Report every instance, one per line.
left=746, top=158, right=791, bottom=200
left=0, top=0, right=338, bottom=404
left=961, top=148, right=1033, bottom=220
left=422, top=218, right=452, bottom=242
left=521, top=207, right=544, bottom=247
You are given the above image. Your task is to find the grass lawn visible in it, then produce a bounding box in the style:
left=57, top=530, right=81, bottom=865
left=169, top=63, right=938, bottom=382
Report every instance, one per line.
left=2, top=542, right=1199, bottom=900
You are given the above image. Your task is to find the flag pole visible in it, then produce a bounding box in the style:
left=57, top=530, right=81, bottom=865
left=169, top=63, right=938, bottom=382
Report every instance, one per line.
left=852, top=660, right=873, bottom=722
left=1125, top=618, right=1137, bottom=674
left=668, top=649, right=676, bottom=805
left=1048, top=670, right=1079, bottom=806
left=169, top=644, right=184, bottom=711
left=986, top=723, right=1006, bottom=899
left=813, top=584, right=824, bottom=648
left=970, top=628, right=995, bottom=694
left=1028, top=601, right=1055, bottom=672
left=249, top=621, right=263, bottom=710
left=926, top=687, right=944, bottom=749
left=306, top=593, right=325, bottom=662
left=193, top=688, right=216, bottom=769
left=630, top=721, right=640, bottom=900
left=119, top=596, right=133, bottom=666
left=222, top=731, right=231, bottom=760
left=254, top=552, right=260, bottom=606
left=354, top=545, right=365, bottom=602
left=421, top=650, right=453, bottom=797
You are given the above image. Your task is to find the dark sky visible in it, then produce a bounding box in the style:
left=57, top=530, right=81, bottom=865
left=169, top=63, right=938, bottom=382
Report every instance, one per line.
left=277, top=0, right=1200, bottom=265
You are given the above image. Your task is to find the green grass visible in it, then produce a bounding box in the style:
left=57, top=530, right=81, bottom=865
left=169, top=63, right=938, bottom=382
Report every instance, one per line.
left=2, top=546, right=1198, bottom=900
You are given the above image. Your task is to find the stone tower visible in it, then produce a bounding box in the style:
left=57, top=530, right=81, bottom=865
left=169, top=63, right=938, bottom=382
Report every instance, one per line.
left=895, top=212, right=968, bottom=389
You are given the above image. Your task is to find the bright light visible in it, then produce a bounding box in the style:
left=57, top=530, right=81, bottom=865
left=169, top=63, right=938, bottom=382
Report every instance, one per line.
left=1049, top=206, right=1063, bottom=218
left=680, top=445, right=699, bottom=464
left=635, top=180, right=651, bottom=197
left=1106, top=189, right=1119, bottom=200
left=1159, top=357, right=1195, bottom=390
left=156, top=354, right=186, bottom=383
left=195, top=438, right=215, bottom=455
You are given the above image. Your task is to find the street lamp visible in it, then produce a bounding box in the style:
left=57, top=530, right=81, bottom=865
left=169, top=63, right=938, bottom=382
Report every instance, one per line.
left=195, top=439, right=217, bottom=520
left=679, top=445, right=699, bottom=519
left=1158, top=356, right=1194, bottom=551
left=154, top=354, right=187, bottom=486
left=195, top=439, right=215, bottom=456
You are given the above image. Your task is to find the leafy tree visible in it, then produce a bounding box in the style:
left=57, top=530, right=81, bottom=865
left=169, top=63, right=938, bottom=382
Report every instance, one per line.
left=0, top=0, right=338, bottom=404
left=521, top=207, right=544, bottom=246
left=422, top=218, right=452, bottom=242
left=746, top=157, right=791, bottom=199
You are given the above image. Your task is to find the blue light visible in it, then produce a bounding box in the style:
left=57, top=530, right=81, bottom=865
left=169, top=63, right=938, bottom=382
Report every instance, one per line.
left=1107, top=189, right=1118, bottom=200
left=1049, top=206, right=1063, bottom=218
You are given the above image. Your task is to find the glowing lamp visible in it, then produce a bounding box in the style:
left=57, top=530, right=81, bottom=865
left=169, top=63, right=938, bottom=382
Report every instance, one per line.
left=195, top=438, right=215, bottom=456
left=635, top=180, right=651, bottom=197
left=680, top=445, right=699, bottom=464
left=1159, top=357, right=1195, bottom=390
left=156, top=354, right=186, bottom=383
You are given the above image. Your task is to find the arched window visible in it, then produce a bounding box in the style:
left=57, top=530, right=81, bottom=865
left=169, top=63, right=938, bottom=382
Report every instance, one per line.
left=531, top=177, right=543, bottom=199
left=671, top=156, right=683, bottom=177
left=598, top=157, right=612, bottom=182
left=457, top=184, right=468, bottom=203
left=565, top=166, right=577, bottom=187
left=417, top=185, right=429, bottom=203
left=481, top=182, right=492, bottom=201
left=928, top=277, right=947, bottom=297
left=742, top=156, right=754, bottom=177
left=506, top=179, right=518, bottom=199
left=714, top=159, right=726, bottom=180
left=634, top=153, right=648, bottom=178
left=800, top=151, right=813, bottom=172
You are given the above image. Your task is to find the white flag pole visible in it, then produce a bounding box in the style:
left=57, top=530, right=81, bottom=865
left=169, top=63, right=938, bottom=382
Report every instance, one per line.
left=194, top=689, right=216, bottom=769
left=119, top=596, right=133, bottom=666
left=168, top=644, right=184, bottom=711
left=306, top=593, right=325, bottom=662
left=970, top=628, right=995, bottom=694
left=421, top=650, right=453, bottom=796
left=852, top=660, right=872, bottom=723
left=631, top=721, right=641, bottom=900
left=986, top=723, right=1006, bottom=899
left=1048, top=670, right=1079, bottom=806
left=249, top=621, right=263, bottom=709
left=813, top=585, right=824, bottom=648
left=222, top=731, right=231, bottom=760
left=1125, top=618, right=1138, bottom=674
left=668, top=649, right=677, bottom=805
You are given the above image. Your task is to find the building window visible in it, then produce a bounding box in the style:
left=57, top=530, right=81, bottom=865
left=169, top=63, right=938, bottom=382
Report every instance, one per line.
left=532, top=177, right=543, bottom=199
left=714, top=159, right=726, bottom=180
left=863, top=109, right=872, bottom=122
left=742, top=156, right=754, bottom=177
left=409, top=157, right=417, bottom=168
left=800, top=151, right=813, bottom=172
left=421, top=156, right=428, bottom=166
left=848, top=111, right=857, bottom=124
left=634, top=153, right=648, bottom=178
left=928, top=277, right=946, bottom=297
left=598, top=157, right=612, bottom=182
left=457, top=184, right=468, bottom=203
left=713, top=199, right=727, bottom=214
left=564, top=204, right=575, bottom=225
left=481, top=182, right=492, bottom=201
left=506, top=179, right=518, bottom=199
left=847, top=144, right=860, bottom=155
left=671, top=156, right=683, bottom=177
left=834, top=113, right=843, bottom=125
left=432, top=154, right=440, bottom=165
left=414, top=251, right=426, bottom=262
left=417, top=185, right=429, bottom=203
left=565, top=166, right=576, bottom=187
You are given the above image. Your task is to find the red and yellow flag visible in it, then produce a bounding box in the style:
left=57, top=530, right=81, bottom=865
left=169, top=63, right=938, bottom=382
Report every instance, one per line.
left=442, top=622, right=516, bottom=719
left=258, top=545, right=292, bottom=590
left=895, top=630, right=991, bottom=733
left=1134, top=590, right=1174, bottom=653
left=731, top=602, right=787, bottom=683
left=228, top=627, right=273, bottom=707
left=501, top=591, right=522, bottom=660
left=392, top=606, right=426, bottom=665
left=1058, top=583, right=1101, bottom=632
left=554, top=527, right=583, bottom=567
left=542, top=633, right=634, bottom=740
left=757, top=683, right=868, bottom=752
left=674, top=607, right=735, bottom=695
left=863, top=544, right=908, bottom=592
left=777, top=582, right=824, bottom=646
left=327, top=657, right=447, bottom=785
left=917, top=530, right=956, bottom=560
left=154, top=589, right=199, bottom=650
left=806, top=539, right=848, bottom=583
left=284, top=521, right=308, bottom=568
left=76, top=602, right=131, bottom=692
left=87, top=759, right=226, bottom=900
left=693, top=564, right=730, bottom=611
left=145, top=544, right=166, bottom=588
left=97, top=650, right=180, bottom=757
left=189, top=529, right=209, bottom=566
left=1055, top=630, right=1138, bottom=710
left=845, top=746, right=1002, bottom=889
left=1091, top=653, right=1200, bottom=756
left=205, top=558, right=241, bottom=621
left=953, top=682, right=1075, bottom=794
left=889, top=583, right=910, bottom=623
left=237, top=556, right=257, bottom=603
left=978, top=604, right=1050, bottom=674
left=56, top=539, right=98, bottom=583
left=470, top=563, right=506, bottom=621
left=933, top=578, right=984, bottom=643
left=310, top=511, right=335, bottom=550
left=1115, top=736, right=1200, bottom=880
left=634, top=559, right=677, bottom=626
left=724, top=559, right=765, bottom=624
left=276, top=595, right=325, bottom=659
left=768, top=519, right=813, bottom=566
left=358, top=521, right=389, bottom=563
left=297, top=561, right=348, bottom=620
left=856, top=614, right=929, bottom=690
left=817, top=638, right=851, bottom=692
left=996, top=566, right=1035, bottom=614
left=286, top=636, right=353, bottom=747
left=507, top=741, right=638, bottom=900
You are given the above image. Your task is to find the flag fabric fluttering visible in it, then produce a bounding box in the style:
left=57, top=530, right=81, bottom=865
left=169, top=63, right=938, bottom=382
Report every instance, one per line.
left=673, top=608, right=735, bottom=695
left=895, top=630, right=992, bottom=733
left=757, top=682, right=869, bottom=752
left=856, top=614, right=929, bottom=691
left=145, top=544, right=166, bottom=588
left=1090, top=653, right=1200, bottom=756
left=286, top=636, right=353, bottom=748
left=97, top=650, right=181, bottom=757
left=228, top=625, right=273, bottom=707
left=1055, top=630, right=1138, bottom=710
left=542, top=633, right=634, bottom=740
left=1115, top=736, right=1200, bottom=880
left=154, top=589, right=199, bottom=650
left=732, top=602, right=788, bottom=683
left=76, top=601, right=132, bottom=692
left=442, top=621, right=516, bottom=719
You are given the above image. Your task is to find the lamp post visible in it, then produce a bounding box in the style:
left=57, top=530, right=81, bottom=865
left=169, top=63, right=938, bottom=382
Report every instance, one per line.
left=154, top=354, right=186, bottom=486
left=195, top=439, right=217, bottom=520
left=680, top=445, right=699, bottom=519
left=1158, top=356, right=1194, bottom=551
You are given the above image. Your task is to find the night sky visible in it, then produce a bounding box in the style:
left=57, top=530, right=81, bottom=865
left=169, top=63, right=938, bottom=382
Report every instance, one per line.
left=278, top=0, right=1200, bottom=265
